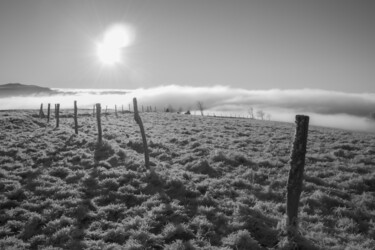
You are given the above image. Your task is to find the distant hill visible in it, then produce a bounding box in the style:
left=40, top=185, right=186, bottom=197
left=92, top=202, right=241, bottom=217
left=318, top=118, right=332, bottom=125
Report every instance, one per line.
left=0, top=83, right=58, bottom=97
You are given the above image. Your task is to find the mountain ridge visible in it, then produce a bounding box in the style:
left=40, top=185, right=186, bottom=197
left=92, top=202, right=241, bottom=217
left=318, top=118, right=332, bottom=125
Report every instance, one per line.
left=0, top=83, right=58, bottom=97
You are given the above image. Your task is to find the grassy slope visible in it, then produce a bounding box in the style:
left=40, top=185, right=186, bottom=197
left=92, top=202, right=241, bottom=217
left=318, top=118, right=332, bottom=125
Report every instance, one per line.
left=0, top=110, right=374, bottom=250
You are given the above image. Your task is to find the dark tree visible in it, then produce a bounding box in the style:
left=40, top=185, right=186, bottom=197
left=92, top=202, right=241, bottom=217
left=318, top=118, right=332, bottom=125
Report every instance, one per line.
left=197, top=101, right=204, bottom=116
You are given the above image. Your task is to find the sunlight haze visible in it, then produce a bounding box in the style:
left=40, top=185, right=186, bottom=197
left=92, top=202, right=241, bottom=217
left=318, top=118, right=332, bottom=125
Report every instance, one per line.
left=96, top=23, right=135, bottom=66
left=0, top=0, right=374, bottom=132
left=0, top=0, right=374, bottom=92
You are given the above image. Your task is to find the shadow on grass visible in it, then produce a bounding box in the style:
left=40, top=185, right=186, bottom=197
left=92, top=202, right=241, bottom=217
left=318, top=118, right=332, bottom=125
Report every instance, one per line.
left=141, top=169, right=283, bottom=249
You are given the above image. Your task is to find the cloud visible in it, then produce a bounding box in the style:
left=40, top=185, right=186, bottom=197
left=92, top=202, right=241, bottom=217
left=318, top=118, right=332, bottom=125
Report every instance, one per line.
left=0, top=85, right=374, bottom=132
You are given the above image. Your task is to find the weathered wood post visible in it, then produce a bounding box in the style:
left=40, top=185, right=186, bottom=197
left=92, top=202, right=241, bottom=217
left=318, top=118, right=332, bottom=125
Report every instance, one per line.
left=55, top=104, right=60, bottom=128
left=96, top=103, right=102, bottom=144
left=115, top=105, right=118, bottom=118
left=286, top=115, right=309, bottom=239
left=133, top=98, right=150, bottom=169
left=39, top=103, right=44, bottom=118
left=74, top=101, right=78, bottom=134
left=47, top=103, right=50, bottom=123
left=105, top=105, right=108, bottom=118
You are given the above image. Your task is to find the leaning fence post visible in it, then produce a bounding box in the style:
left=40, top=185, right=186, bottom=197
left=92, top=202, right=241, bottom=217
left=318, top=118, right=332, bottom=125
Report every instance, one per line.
left=47, top=103, right=50, bottom=123
left=74, top=101, right=78, bottom=134
left=96, top=103, right=102, bottom=144
left=133, top=98, right=150, bottom=169
left=55, top=104, right=60, bottom=128
left=39, top=103, right=44, bottom=118
left=286, top=115, right=309, bottom=239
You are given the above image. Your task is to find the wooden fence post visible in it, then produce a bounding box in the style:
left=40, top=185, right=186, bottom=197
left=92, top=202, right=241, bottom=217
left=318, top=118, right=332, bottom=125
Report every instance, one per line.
left=96, top=103, right=102, bottom=144
left=133, top=98, right=150, bottom=169
left=115, top=105, right=118, bottom=118
left=39, top=103, right=44, bottom=118
left=55, top=104, right=60, bottom=128
left=286, top=115, right=309, bottom=239
left=74, top=101, right=78, bottom=134
left=47, top=103, right=50, bottom=123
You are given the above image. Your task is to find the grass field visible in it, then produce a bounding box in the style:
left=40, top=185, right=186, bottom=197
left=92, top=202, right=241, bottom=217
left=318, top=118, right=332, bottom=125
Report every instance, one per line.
left=0, top=110, right=374, bottom=249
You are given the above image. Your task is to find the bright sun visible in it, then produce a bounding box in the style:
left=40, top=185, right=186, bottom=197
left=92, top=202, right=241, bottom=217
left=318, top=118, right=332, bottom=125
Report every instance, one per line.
left=96, top=24, right=134, bottom=66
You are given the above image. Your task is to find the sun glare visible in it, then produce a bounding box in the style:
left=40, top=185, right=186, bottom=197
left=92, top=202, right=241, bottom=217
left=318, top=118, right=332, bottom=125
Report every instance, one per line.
left=96, top=43, right=121, bottom=65
left=96, top=24, right=134, bottom=66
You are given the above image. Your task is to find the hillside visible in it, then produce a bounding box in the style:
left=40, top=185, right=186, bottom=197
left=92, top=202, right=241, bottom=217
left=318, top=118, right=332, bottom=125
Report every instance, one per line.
left=0, top=110, right=374, bottom=249
left=0, top=83, right=58, bottom=97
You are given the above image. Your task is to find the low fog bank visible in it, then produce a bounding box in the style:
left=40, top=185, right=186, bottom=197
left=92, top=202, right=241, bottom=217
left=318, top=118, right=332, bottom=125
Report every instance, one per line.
left=0, top=85, right=374, bottom=133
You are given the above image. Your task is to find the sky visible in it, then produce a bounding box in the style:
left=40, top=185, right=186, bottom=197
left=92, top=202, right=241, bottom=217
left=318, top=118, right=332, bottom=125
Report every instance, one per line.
left=0, top=0, right=374, bottom=92
left=0, top=0, right=374, bottom=132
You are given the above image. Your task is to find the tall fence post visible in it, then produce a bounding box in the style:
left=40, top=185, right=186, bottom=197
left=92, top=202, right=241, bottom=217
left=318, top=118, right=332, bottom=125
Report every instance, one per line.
left=286, top=115, right=309, bottom=239
left=55, top=104, right=60, bottom=128
left=39, top=103, right=44, bottom=118
left=133, top=98, right=150, bottom=169
left=115, top=105, right=118, bottom=118
left=96, top=103, right=102, bottom=144
left=47, top=103, right=50, bottom=123
left=74, top=101, right=78, bottom=134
